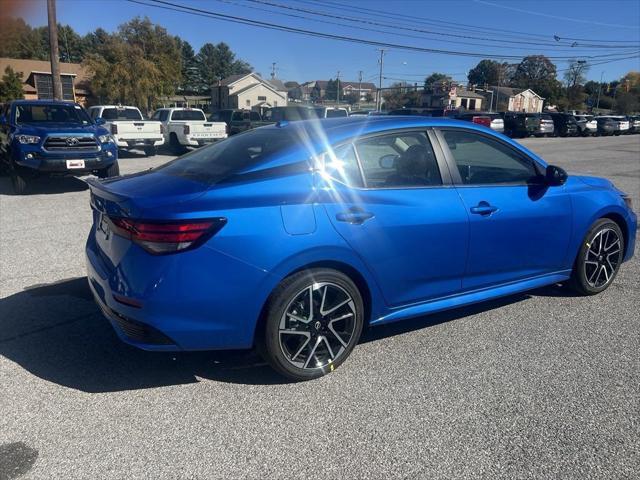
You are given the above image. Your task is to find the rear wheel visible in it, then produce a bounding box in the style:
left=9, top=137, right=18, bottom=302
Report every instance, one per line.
left=259, top=269, right=364, bottom=381
left=568, top=219, right=624, bottom=295
left=169, top=133, right=184, bottom=155
left=98, top=161, right=120, bottom=179
left=144, top=146, right=157, bottom=157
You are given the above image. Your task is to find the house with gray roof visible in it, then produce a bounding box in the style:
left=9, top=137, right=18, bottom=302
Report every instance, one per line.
left=211, top=73, right=288, bottom=110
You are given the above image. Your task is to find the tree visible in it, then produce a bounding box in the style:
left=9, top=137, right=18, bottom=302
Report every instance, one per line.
left=344, top=93, right=359, bottom=105
left=196, top=42, right=252, bottom=92
left=84, top=17, right=182, bottom=109
left=325, top=78, right=338, bottom=100
left=467, top=59, right=506, bottom=87
left=615, top=92, right=639, bottom=114
left=382, top=82, right=422, bottom=109
left=0, top=17, right=48, bottom=60
left=0, top=66, right=24, bottom=102
left=177, top=39, right=201, bottom=94
left=512, top=55, right=560, bottom=100
left=564, top=59, right=589, bottom=88
left=424, top=73, right=451, bottom=92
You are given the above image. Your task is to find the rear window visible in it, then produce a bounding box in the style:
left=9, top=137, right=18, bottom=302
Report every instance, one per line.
left=326, top=109, right=348, bottom=118
left=171, top=110, right=206, bottom=121
left=157, top=129, right=302, bottom=184
left=100, top=107, right=143, bottom=121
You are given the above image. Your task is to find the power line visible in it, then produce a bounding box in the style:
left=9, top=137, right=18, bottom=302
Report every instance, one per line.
left=296, top=0, right=640, bottom=45
left=128, top=0, right=639, bottom=61
left=245, top=0, right=638, bottom=51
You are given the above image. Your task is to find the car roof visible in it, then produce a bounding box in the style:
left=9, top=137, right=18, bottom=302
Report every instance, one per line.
left=11, top=99, right=80, bottom=106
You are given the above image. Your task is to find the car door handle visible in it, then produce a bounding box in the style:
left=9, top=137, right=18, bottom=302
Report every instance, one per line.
left=336, top=208, right=374, bottom=225
left=470, top=202, right=498, bottom=216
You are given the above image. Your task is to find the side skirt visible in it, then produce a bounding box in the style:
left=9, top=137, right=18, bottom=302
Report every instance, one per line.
left=371, top=271, right=572, bottom=326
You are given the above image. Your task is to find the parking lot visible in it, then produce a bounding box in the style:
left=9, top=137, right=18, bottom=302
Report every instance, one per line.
left=0, top=135, right=638, bottom=479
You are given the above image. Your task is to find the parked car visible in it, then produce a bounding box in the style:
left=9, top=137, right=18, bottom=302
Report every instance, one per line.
left=628, top=115, right=640, bottom=134
left=595, top=117, right=617, bottom=136
left=502, top=112, right=539, bottom=137
left=209, top=109, right=273, bottom=135
left=313, top=107, right=349, bottom=118
left=532, top=113, right=555, bottom=137
left=387, top=108, right=432, bottom=116
left=85, top=117, right=636, bottom=381
left=0, top=100, right=118, bottom=194
left=598, top=116, right=630, bottom=135
left=151, top=107, right=227, bottom=153
left=452, top=112, right=505, bottom=133
left=87, top=105, right=164, bottom=156
left=263, top=106, right=316, bottom=122
left=574, top=114, right=598, bottom=136
left=549, top=112, right=579, bottom=137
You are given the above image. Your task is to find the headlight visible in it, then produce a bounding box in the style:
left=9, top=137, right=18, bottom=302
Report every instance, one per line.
left=98, top=134, right=113, bottom=144
left=17, top=135, right=40, bottom=144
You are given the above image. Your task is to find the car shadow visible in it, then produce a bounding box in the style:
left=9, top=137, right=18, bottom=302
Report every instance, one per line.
left=0, top=175, right=88, bottom=195
left=0, top=277, right=571, bottom=392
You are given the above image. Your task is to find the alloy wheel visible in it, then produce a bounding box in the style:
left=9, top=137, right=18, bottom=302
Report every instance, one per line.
left=583, top=227, right=622, bottom=288
left=278, top=282, right=357, bottom=370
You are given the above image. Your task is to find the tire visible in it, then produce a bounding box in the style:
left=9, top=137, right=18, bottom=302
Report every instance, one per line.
left=98, top=161, right=120, bottom=179
left=568, top=218, right=624, bottom=295
left=258, top=268, right=364, bottom=381
left=144, top=146, right=157, bottom=157
left=169, top=133, right=184, bottom=155
left=10, top=167, right=28, bottom=195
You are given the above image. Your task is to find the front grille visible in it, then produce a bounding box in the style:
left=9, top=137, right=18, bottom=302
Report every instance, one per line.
left=44, top=135, right=99, bottom=152
left=109, top=309, right=175, bottom=345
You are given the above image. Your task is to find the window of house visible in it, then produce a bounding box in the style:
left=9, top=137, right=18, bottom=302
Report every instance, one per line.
left=469, top=99, right=476, bottom=110
left=246, top=99, right=251, bottom=107
left=441, top=130, right=540, bottom=185
left=258, top=96, right=267, bottom=101
left=461, top=98, right=468, bottom=108
left=354, top=131, right=441, bottom=188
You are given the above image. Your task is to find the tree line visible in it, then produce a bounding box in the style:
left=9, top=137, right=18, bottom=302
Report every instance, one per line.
left=384, top=56, right=639, bottom=114
left=0, top=16, right=252, bottom=106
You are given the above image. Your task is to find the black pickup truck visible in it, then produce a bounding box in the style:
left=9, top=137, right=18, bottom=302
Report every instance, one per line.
left=209, top=109, right=274, bottom=135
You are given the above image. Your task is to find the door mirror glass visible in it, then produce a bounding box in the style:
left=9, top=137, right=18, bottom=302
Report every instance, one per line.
left=95, top=117, right=106, bottom=125
left=545, top=165, right=568, bottom=186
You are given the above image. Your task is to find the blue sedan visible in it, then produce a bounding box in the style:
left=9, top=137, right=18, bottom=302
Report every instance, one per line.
left=86, top=117, right=636, bottom=380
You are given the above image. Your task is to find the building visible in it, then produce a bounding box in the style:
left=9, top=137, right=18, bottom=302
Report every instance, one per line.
left=422, top=84, right=484, bottom=111
left=490, top=87, right=544, bottom=113
left=301, top=80, right=377, bottom=102
left=210, top=73, right=288, bottom=110
left=0, top=57, right=92, bottom=104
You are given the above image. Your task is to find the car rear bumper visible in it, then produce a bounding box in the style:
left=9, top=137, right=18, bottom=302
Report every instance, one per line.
left=85, top=231, right=272, bottom=351
left=114, top=137, right=164, bottom=148
left=183, top=135, right=227, bottom=146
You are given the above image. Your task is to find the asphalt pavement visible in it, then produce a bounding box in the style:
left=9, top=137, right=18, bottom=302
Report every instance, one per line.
left=0, top=136, right=638, bottom=479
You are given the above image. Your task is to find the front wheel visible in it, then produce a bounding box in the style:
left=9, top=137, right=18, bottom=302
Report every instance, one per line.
left=98, top=161, right=120, bottom=179
left=259, top=269, right=364, bottom=381
left=568, top=219, right=624, bottom=295
left=10, top=167, right=28, bottom=195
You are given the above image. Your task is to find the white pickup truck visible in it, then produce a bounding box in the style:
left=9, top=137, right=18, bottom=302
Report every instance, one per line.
left=150, top=108, right=227, bottom=152
left=87, top=105, right=164, bottom=156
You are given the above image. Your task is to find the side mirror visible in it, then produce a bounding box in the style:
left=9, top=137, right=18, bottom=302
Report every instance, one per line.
left=379, top=154, right=398, bottom=169
left=546, top=165, right=568, bottom=186
left=95, top=117, right=106, bottom=126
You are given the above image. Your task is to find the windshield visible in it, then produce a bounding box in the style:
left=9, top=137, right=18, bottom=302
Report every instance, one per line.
left=15, top=103, right=92, bottom=125
left=157, top=128, right=303, bottom=184
left=101, top=107, right=143, bottom=121
left=171, top=110, right=206, bottom=121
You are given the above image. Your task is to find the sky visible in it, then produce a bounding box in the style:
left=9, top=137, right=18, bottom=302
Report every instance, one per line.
left=15, top=0, right=640, bottom=86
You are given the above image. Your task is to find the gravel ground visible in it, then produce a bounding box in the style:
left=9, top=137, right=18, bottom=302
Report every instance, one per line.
left=0, top=136, right=638, bottom=479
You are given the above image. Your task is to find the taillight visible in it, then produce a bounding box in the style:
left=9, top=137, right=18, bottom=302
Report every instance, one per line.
left=107, top=217, right=226, bottom=254
left=160, top=124, right=165, bottom=134
left=183, top=124, right=190, bottom=135
left=472, top=116, right=491, bottom=127
left=111, top=123, right=118, bottom=134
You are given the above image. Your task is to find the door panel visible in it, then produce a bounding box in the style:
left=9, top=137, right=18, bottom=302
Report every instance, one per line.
left=322, top=186, right=469, bottom=307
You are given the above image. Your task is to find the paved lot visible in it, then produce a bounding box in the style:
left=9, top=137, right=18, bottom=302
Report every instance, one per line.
left=1, top=136, right=638, bottom=479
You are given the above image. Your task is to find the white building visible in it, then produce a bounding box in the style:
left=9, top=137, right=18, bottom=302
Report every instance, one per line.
left=211, top=73, right=288, bottom=110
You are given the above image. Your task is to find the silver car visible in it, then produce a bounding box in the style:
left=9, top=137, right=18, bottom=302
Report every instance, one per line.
left=574, top=115, right=597, bottom=136
left=535, top=114, right=555, bottom=137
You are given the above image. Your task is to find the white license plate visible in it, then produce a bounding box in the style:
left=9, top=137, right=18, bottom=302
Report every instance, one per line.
left=66, top=159, right=85, bottom=169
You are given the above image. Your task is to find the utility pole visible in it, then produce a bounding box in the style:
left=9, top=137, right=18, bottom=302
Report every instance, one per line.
left=47, top=0, right=63, bottom=100
left=376, top=49, right=385, bottom=111
left=271, top=62, right=276, bottom=80
left=595, top=71, right=604, bottom=111
left=336, top=70, right=340, bottom=103
left=358, top=70, right=363, bottom=108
